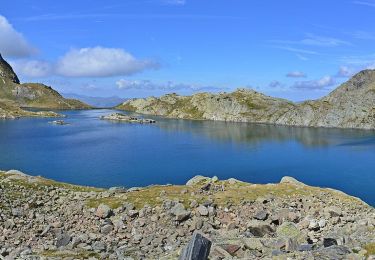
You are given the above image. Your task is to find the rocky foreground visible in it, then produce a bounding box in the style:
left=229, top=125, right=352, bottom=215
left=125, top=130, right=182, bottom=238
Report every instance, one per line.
left=0, top=170, right=374, bottom=259
left=117, top=70, right=375, bottom=130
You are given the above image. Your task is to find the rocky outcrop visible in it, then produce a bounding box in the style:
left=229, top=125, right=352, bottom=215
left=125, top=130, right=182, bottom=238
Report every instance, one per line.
left=0, top=170, right=374, bottom=259
left=117, top=70, right=375, bottom=129
left=0, top=54, right=91, bottom=114
left=0, top=54, right=20, bottom=84
left=100, top=113, right=156, bottom=123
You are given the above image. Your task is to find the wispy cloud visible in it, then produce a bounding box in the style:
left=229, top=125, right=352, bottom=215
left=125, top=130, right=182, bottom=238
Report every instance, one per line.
left=353, top=1, right=375, bottom=7
left=162, top=0, right=186, bottom=5
left=292, top=76, right=335, bottom=90
left=286, top=71, right=307, bottom=78
left=116, top=79, right=225, bottom=92
left=19, top=13, right=244, bottom=22
left=272, top=33, right=350, bottom=48
left=336, top=66, right=356, bottom=78
left=268, top=80, right=284, bottom=88
left=272, top=46, right=319, bottom=55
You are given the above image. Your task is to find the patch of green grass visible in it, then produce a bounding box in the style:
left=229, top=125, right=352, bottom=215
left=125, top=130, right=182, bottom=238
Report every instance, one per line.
left=85, top=181, right=337, bottom=210
left=364, top=242, right=375, bottom=257
left=117, top=102, right=137, bottom=111
left=40, top=250, right=99, bottom=259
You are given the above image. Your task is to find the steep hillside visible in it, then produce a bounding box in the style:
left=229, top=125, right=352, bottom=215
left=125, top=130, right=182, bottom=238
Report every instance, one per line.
left=0, top=54, right=91, bottom=110
left=117, top=70, right=375, bottom=129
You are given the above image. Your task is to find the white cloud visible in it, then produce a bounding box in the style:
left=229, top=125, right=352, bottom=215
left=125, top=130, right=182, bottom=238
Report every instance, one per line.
left=10, top=60, right=52, bottom=78
left=286, top=71, right=307, bottom=78
left=336, top=66, right=356, bottom=78
left=11, top=47, right=158, bottom=78
left=116, top=79, right=223, bottom=91
left=56, top=47, right=158, bottom=77
left=0, top=15, right=37, bottom=58
left=292, top=76, right=335, bottom=90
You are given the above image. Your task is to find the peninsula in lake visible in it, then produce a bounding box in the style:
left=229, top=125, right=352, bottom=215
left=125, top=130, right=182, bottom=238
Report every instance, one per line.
left=117, top=70, right=375, bottom=130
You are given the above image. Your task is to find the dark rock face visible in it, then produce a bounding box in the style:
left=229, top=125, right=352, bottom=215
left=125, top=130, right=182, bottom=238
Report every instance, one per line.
left=179, top=232, right=212, bottom=260
left=0, top=54, right=20, bottom=84
left=323, top=238, right=338, bottom=248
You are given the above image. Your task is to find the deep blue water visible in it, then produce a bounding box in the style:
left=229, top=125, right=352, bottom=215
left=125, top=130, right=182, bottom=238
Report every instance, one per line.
left=0, top=109, right=374, bottom=205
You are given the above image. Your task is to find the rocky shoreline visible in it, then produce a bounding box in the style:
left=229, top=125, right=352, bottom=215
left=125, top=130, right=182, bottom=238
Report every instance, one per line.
left=0, top=170, right=374, bottom=259
left=100, top=113, right=156, bottom=124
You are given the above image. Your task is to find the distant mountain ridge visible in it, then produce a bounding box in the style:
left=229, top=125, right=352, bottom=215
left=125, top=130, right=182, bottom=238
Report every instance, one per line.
left=62, top=93, right=126, bottom=108
left=117, top=70, right=375, bottom=129
left=0, top=54, right=91, bottom=118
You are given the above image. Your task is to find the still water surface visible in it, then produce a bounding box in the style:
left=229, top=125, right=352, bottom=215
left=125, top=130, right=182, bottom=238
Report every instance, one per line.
left=0, top=109, right=374, bottom=205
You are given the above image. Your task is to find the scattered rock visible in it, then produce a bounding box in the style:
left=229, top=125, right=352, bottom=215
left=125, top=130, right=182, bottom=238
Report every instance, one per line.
left=95, top=204, right=112, bottom=219
left=171, top=203, right=191, bottom=221
left=56, top=233, right=71, bottom=248
left=254, top=210, right=268, bottom=220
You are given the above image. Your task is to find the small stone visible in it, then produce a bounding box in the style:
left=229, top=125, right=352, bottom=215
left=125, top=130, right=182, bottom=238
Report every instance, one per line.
left=92, top=241, right=106, bottom=252
left=298, top=244, right=313, bottom=251
left=326, top=206, right=342, bottom=217
left=171, top=203, right=190, bottom=222
left=56, top=233, right=71, bottom=248
left=101, top=224, right=114, bottom=235
left=221, top=244, right=241, bottom=256
left=95, top=204, right=112, bottom=219
left=323, top=238, right=338, bottom=248
left=318, top=219, right=326, bottom=228
left=308, top=220, right=320, bottom=231
left=285, top=238, right=299, bottom=252
left=11, top=208, right=24, bottom=217
left=197, top=205, right=209, bottom=216
left=254, top=210, right=268, bottom=221
left=128, top=210, right=139, bottom=218
left=195, top=219, right=204, bottom=230
left=4, top=219, right=15, bottom=229
left=248, top=225, right=274, bottom=238
left=276, top=222, right=300, bottom=239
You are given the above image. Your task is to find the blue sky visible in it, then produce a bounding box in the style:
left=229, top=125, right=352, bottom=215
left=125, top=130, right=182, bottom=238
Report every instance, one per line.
left=1, top=0, right=375, bottom=100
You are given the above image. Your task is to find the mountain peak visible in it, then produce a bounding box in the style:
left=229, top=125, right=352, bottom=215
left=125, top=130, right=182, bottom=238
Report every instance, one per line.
left=0, top=53, right=20, bottom=84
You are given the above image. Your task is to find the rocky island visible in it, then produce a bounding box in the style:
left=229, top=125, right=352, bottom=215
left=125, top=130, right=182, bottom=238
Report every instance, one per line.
left=101, top=113, right=156, bottom=124
left=117, top=70, right=375, bottom=130
left=1, top=170, right=374, bottom=259
left=0, top=54, right=91, bottom=119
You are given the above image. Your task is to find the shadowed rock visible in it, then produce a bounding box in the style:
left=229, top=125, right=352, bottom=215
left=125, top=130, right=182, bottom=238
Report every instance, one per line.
left=179, top=232, right=212, bottom=260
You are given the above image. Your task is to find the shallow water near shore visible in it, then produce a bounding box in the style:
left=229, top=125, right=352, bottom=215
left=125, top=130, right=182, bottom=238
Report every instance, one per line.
left=0, top=109, right=374, bottom=205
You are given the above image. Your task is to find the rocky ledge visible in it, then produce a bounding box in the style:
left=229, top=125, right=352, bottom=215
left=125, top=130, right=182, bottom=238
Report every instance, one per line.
left=101, top=113, right=156, bottom=124
left=0, top=100, right=63, bottom=120
left=0, top=170, right=374, bottom=259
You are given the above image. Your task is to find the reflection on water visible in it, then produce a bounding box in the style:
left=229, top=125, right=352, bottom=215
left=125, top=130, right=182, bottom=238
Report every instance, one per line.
left=148, top=114, right=375, bottom=149
left=0, top=109, right=374, bottom=205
